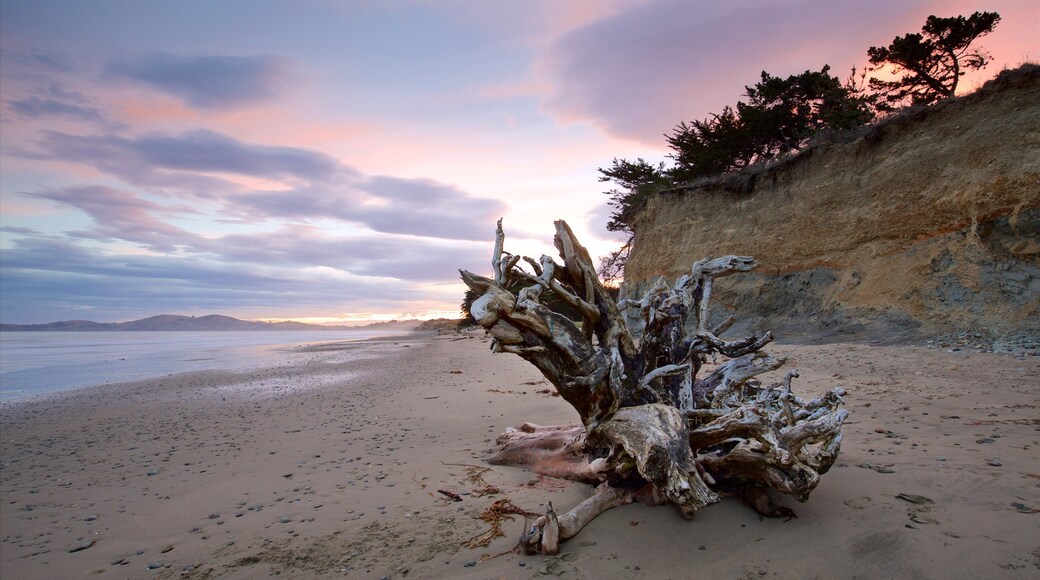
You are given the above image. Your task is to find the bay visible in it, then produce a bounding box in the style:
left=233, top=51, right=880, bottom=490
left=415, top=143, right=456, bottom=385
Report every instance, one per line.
left=0, top=330, right=404, bottom=402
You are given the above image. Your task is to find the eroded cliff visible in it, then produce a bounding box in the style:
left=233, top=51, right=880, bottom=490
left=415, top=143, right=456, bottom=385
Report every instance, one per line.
left=622, top=67, right=1040, bottom=343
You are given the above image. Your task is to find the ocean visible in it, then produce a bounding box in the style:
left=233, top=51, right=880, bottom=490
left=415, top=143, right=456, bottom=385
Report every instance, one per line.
left=0, top=330, right=405, bottom=402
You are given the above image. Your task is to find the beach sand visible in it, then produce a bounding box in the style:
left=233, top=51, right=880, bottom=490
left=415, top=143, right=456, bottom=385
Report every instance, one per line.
left=2, top=331, right=1038, bottom=579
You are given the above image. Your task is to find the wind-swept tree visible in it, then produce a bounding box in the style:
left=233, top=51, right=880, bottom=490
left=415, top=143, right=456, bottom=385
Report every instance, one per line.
left=669, top=66, right=874, bottom=180
left=596, top=158, right=669, bottom=281
left=667, top=106, right=753, bottom=180
left=867, top=11, right=1001, bottom=109
left=597, top=67, right=871, bottom=278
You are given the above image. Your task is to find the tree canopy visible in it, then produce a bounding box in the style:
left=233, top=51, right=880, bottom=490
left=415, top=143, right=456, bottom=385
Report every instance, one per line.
left=668, top=66, right=874, bottom=182
left=867, top=11, right=1000, bottom=108
left=592, top=12, right=1001, bottom=280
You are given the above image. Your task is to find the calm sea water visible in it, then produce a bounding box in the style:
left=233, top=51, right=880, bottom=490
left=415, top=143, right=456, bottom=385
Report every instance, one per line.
left=0, top=330, right=402, bottom=402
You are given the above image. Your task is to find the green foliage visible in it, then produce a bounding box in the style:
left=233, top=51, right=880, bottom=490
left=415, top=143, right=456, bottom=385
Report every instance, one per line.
left=591, top=10, right=1002, bottom=282
left=598, top=158, right=669, bottom=234
left=867, top=11, right=1000, bottom=109
left=595, top=67, right=872, bottom=279
left=667, top=106, right=752, bottom=180
left=669, top=66, right=874, bottom=180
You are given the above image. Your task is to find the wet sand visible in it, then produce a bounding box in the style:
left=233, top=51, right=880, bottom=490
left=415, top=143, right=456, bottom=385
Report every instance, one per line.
left=2, top=331, right=1038, bottom=579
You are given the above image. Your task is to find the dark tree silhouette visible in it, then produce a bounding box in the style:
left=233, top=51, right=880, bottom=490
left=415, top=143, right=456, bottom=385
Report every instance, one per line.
left=598, top=158, right=668, bottom=234
left=596, top=67, right=871, bottom=278
left=596, top=158, right=668, bottom=281
left=669, top=66, right=874, bottom=180
left=867, top=11, right=1001, bottom=109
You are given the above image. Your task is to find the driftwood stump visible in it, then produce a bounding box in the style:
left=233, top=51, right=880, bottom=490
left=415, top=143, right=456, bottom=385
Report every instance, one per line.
left=460, top=220, right=847, bottom=554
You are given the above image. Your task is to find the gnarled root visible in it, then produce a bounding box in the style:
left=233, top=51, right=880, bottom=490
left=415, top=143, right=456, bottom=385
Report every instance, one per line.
left=488, top=423, right=608, bottom=482
left=519, top=483, right=634, bottom=555
left=592, top=404, right=719, bottom=515
left=463, top=220, right=848, bottom=549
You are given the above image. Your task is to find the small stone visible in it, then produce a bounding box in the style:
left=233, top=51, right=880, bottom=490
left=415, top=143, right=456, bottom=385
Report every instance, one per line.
left=987, top=460, right=1002, bottom=467
left=68, top=540, right=95, bottom=553
left=147, top=562, right=162, bottom=570
left=895, top=493, right=933, bottom=505
left=279, top=517, right=291, bottom=524
left=161, top=545, right=174, bottom=553
left=146, top=470, right=158, bottom=476
left=208, top=513, right=220, bottom=519
left=699, top=545, right=706, bottom=550
left=84, top=514, right=98, bottom=522
left=463, top=559, right=476, bottom=567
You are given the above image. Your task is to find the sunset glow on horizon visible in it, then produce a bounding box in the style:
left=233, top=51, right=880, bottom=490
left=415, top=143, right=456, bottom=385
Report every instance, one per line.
left=2, top=0, right=1037, bottom=324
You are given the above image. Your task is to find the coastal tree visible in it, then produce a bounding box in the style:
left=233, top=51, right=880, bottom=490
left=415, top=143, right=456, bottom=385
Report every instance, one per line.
left=867, top=11, right=1001, bottom=109
left=460, top=220, right=847, bottom=554
left=596, top=158, right=668, bottom=282
left=597, top=66, right=873, bottom=279
left=668, top=66, right=874, bottom=181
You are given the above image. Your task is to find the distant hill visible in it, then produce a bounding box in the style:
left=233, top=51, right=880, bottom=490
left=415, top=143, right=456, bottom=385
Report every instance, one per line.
left=416, top=318, right=465, bottom=332
left=0, top=314, right=424, bottom=332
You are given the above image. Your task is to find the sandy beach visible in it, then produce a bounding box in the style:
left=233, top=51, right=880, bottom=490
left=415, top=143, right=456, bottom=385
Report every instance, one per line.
left=2, top=331, right=1038, bottom=579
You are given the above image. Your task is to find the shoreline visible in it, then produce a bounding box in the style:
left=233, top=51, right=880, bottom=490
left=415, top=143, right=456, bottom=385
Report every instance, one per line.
left=2, top=333, right=1038, bottom=578
left=0, top=330, right=424, bottom=406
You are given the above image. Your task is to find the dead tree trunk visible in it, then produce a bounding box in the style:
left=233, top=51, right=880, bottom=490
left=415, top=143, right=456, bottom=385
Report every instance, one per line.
left=460, top=220, right=847, bottom=554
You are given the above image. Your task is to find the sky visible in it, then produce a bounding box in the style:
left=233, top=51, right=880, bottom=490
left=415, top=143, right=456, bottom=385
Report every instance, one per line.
left=1, top=0, right=1037, bottom=325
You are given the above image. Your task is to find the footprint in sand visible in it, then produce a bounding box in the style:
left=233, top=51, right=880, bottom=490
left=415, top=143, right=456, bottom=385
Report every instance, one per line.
left=843, top=496, right=873, bottom=509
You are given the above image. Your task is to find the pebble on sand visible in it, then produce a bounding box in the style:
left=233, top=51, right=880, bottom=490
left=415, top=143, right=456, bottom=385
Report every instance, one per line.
left=68, top=540, right=95, bottom=553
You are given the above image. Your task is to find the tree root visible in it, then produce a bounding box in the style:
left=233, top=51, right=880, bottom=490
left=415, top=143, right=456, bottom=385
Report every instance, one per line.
left=519, top=483, right=634, bottom=555
left=461, top=220, right=847, bottom=550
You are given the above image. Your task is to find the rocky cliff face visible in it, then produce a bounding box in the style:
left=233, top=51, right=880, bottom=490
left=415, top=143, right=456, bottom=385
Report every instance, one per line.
left=622, top=67, right=1040, bottom=344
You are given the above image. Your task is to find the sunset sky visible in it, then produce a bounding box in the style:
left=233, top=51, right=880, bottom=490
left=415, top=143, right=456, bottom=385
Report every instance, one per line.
left=1, top=0, right=1037, bottom=325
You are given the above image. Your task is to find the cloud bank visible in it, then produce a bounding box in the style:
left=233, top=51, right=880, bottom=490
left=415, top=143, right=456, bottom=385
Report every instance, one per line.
left=544, top=0, right=924, bottom=144
left=105, top=53, right=288, bottom=110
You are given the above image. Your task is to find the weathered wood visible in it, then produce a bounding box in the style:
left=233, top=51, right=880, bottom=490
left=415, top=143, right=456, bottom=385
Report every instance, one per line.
left=461, top=219, right=846, bottom=550
left=519, top=483, right=633, bottom=555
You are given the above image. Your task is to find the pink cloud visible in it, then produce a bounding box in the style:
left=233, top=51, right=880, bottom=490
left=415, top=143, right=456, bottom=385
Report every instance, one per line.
left=114, top=94, right=200, bottom=124
left=539, top=0, right=1039, bottom=146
